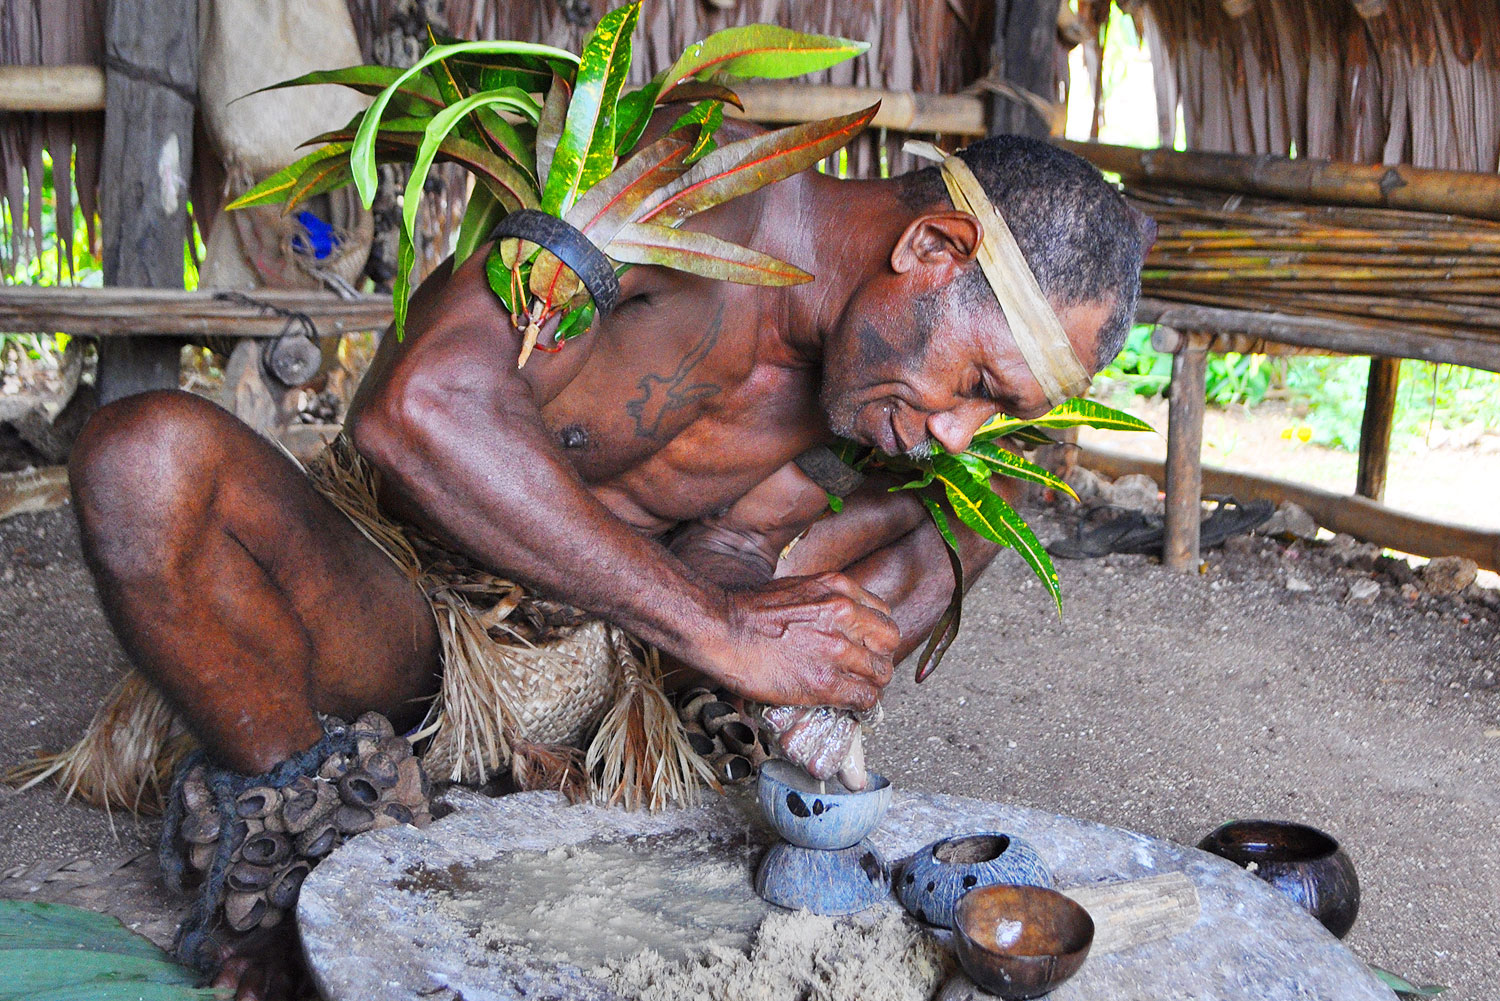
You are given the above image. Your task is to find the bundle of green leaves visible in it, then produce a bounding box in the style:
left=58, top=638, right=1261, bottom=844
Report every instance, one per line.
left=230, top=3, right=876, bottom=364
left=852, top=398, right=1153, bottom=681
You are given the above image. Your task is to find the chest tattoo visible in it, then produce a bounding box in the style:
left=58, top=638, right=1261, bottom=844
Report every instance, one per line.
left=624, top=304, right=724, bottom=441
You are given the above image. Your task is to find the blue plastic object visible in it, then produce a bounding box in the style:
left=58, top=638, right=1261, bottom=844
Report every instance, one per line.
left=757, top=759, right=891, bottom=850
left=896, top=832, right=1053, bottom=928
left=293, top=211, right=339, bottom=260
left=755, top=839, right=891, bottom=915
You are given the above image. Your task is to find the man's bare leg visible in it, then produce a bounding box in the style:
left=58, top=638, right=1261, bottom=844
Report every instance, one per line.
left=69, top=390, right=440, bottom=999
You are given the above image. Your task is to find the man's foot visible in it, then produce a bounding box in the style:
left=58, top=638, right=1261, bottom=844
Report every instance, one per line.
left=209, top=925, right=308, bottom=1001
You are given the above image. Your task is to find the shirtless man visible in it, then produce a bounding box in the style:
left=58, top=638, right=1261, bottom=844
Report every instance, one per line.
left=66, top=132, right=1149, bottom=998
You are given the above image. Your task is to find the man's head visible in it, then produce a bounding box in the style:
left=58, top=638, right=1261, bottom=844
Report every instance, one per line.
left=820, top=135, right=1153, bottom=457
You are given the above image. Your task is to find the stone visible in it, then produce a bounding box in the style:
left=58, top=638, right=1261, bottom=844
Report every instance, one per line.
left=1257, top=502, right=1318, bottom=541
left=1346, top=579, right=1381, bottom=604
left=299, top=788, right=1396, bottom=1001
left=1421, top=557, right=1478, bottom=597
left=1061, top=466, right=1108, bottom=507
left=1286, top=576, right=1314, bottom=593
left=1103, top=474, right=1162, bottom=516
left=1374, top=554, right=1417, bottom=586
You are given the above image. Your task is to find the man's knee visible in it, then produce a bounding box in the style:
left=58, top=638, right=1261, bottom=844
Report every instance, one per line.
left=69, top=391, right=230, bottom=564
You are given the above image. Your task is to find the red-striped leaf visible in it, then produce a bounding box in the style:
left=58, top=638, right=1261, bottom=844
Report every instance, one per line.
left=604, top=222, right=811, bottom=286
left=660, top=25, right=868, bottom=93
left=638, top=104, right=877, bottom=226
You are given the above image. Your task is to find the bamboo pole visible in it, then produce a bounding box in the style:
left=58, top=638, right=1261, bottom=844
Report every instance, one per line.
left=1066, top=140, right=1500, bottom=223
left=0, top=287, right=393, bottom=338
left=728, top=83, right=987, bottom=137
left=0, top=65, right=106, bottom=112
left=1077, top=447, right=1500, bottom=573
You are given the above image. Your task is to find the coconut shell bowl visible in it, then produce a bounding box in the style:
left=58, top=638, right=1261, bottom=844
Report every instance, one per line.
left=952, top=885, right=1094, bottom=1000
left=1197, top=819, right=1359, bottom=939
left=754, top=759, right=894, bottom=915
left=896, top=832, right=1052, bottom=929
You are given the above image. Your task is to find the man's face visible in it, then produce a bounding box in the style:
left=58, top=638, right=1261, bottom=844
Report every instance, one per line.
left=821, top=276, right=1109, bottom=458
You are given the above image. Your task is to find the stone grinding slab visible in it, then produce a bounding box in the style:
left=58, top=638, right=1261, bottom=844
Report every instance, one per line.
left=299, top=787, right=1395, bottom=1001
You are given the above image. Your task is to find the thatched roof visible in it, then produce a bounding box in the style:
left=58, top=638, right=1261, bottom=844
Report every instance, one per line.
left=1119, top=0, right=1500, bottom=171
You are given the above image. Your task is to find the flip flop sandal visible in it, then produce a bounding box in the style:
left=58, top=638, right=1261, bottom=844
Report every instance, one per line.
left=1198, top=496, right=1275, bottom=549
left=1048, top=506, right=1162, bottom=559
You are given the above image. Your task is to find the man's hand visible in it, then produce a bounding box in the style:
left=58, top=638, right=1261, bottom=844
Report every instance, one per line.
left=701, top=571, right=899, bottom=711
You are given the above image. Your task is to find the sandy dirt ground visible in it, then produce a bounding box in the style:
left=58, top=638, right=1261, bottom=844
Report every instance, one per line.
left=1, top=500, right=1496, bottom=998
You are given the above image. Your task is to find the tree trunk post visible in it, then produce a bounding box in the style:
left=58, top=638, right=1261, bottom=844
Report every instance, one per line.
left=990, top=0, right=1057, bottom=138
left=1356, top=357, right=1401, bottom=501
left=1163, top=332, right=1209, bottom=571
left=96, top=0, right=197, bottom=404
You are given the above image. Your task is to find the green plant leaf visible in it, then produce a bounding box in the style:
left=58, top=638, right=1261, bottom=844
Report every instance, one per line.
left=485, top=244, right=516, bottom=314
left=613, top=77, right=665, bottom=156
left=914, top=493, right=965, bottom=683
left=535, top=71, right=572, bottom=193
left=226, top=143, right=353, bottom=209
left=669, top=99, right=724, bottom=163
left=321, top=127, right=536, bottom=212
left=638, top=104, right=877, bottom=226
left=349, top=39, right=578, bottom=208
left=657, top=80, right=744, bottom=109
left=554, top=300, right=596, bottom=342
left=454, top=184, right=503, bottom=265
left=1369, top=967, right=1448, bottom=998
left=963, top=440, right=1078, bottom=500
left=976, top=398, right=1155, bottom=441
left=540, top=2, right=641, bottom=215
left=564, top=136, right=691, bottom=243
left=930, top=452, right=1061, bottom=613
left=660, top=25, right=868, bottom=93
left=252, top=65, right=442, bottom=112
left=604, top=222, right=812, bottom=286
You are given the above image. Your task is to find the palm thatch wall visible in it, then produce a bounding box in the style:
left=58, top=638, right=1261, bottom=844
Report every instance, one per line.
left=1113, top=0, right=1500, bottom=171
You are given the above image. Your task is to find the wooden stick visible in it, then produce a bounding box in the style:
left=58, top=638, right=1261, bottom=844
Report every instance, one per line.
left=728, top=83, right=987, bottom=137
left=0, top=287, right=393, bottom=338
left=1134, top=297, right=1500, bottom=373
left=1061, top=873, right=1201, bottom=955
left=1068, top=140, right=1500, bottom=222
left=1077, top=446, right=1500, bottom=572
left=0, top=65, right=106, bottom=112
left=1164, top=336, right=1209, bottom=571
left=1356, top=359, right=1401, bottom=502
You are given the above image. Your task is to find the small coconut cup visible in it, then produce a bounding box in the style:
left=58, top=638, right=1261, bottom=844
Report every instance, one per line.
left=755, top=839, right=891, bottom=915
left=897, top=832, right=1052, bottom=928
left=952, top=885, right=1094, bottom=1001
left=1197, top=819, right=1359, bottom=938
left=757, top=758, right=892, bottom=850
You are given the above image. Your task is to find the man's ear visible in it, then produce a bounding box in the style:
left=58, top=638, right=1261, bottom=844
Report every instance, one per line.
left=1130, top=205, right=1158, bottom=259
left=891, top=212, right=983, bottom=281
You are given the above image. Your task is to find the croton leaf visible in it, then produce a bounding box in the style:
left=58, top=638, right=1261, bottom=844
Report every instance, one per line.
left=564, top=136, right=690, bottom=243
left=613, top=76, right=664, bottom=156
left=977, top=398, right=1155, bottom=440
left=1369, top=967, right=1447, bottom=998
left=669, top=99, right=725, bottom=163
left=535, top=71, right=571, bottom=192
left=393, top=91, right=543, bottom=338
left=454, top=184, right=506, bottom=266
left=638, top=103, right=877, bottom=226
left=604, top=222, right=812, bottom=286
left=540, top=1, right=641, bottom=216
left=963, top=440, right=1079, bottom=500
left=658, top=80, right=745, bottom=110
left=930, top=452, right=1061, bottom=613
left=350, top=39, right=578, bottom=208
left=226, top=143, right=352, bottom=210
left=660, top=24, right=869, bottom=94
left=252, top=65, right=442, bottom=113
left=319, top=127, right=536, bottom=212
left=913, top=493, right=965, bottom=684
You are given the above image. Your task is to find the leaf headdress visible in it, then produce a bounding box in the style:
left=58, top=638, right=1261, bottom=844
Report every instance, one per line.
left=230, top=3, right=876, bottom=365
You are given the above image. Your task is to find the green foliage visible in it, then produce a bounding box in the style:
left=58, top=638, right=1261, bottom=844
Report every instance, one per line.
left=0, top=900, right=224, bottom=1001
left=1369, top=966, right=1447, bottom=998
left=1102, top=325, right=1270, bottom=405
left=863, top=398, right=1155, bottom=681
left=229, top=10, right=871, bottom=348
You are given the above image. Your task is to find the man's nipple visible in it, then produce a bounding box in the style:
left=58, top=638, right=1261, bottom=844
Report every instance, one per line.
left=558, top=425, right=589, bottom=449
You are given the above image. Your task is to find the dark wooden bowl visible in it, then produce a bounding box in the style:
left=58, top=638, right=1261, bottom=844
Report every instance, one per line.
left=952, top=885, right=1094, bottom=1000
left=1197, top=819, right=1360, bottom=938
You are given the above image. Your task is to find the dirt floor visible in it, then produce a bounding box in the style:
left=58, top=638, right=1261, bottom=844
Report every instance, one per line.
left=1, top=498, right=1497, bottom=998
